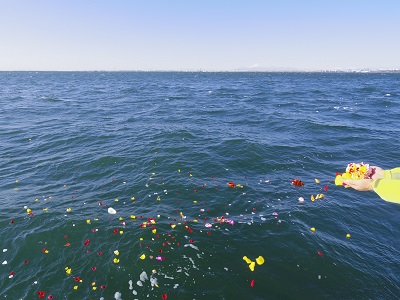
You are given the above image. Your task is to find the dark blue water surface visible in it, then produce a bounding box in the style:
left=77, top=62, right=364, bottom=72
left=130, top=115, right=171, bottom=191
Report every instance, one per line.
left=1, top=71, right=399, bottom=300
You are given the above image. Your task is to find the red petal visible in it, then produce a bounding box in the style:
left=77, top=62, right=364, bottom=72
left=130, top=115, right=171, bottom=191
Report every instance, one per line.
left=162, top=294, right=168, bottom=299
left=250, top=279, right=255, bottom=287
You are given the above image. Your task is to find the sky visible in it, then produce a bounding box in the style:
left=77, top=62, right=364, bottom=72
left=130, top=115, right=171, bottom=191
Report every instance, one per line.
left=0, top=0, right=399, bottom=71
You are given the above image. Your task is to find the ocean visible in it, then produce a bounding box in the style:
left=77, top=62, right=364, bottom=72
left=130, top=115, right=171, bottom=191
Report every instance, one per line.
left=0, top=71, right=399, bottom=300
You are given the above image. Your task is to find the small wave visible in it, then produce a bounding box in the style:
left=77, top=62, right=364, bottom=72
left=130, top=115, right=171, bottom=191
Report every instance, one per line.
left=40, top=96, right=61, bottom=102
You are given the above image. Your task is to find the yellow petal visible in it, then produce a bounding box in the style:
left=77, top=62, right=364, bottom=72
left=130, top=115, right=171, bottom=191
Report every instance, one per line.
left=243, top=256, right=252, bottom=264
left=311, top=195, right=315, bottom=201
left=342, top=172, right=351, bottom=180
left=315, top=178, right=320, bottom=184
left=249, top=261, right=256, bottom=271
left=311, top=227, right=316, bottom=232
left=335, top=175, right=343, bottom=186
left=140, top=254, right=146, bottom=260
left=256, top=256, right=265, bottom=265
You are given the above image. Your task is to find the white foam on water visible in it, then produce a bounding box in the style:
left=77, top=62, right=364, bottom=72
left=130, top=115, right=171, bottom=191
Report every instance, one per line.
left=184, top=244, right=199, bottom=251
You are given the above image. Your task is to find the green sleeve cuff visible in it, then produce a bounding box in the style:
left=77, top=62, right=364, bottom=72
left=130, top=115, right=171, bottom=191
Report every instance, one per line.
left=389, top=168, right=400, bottom=180
left=373, top=179, right=400, bottom=204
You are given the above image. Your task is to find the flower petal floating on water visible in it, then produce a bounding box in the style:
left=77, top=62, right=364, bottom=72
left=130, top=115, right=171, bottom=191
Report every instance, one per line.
left=250, top=279, right=255, bottom=287
left=84, top=239, right=90, bottom=246
left=108, top=207, right=117, bottom=214
left=162, top=294, right=168, bottom=299
left=227, top=182, right=236, bottom=188
left=243, top=256, right=252, bottom=264
left=37, top=291, right=45, bottom=299
left=255, top=256, right=265, bottom=265
left=292, top=179, right=304, bottom=186
left=140, top=254, right=146, bottom=260
left=249, top=261, right=256, bottom=271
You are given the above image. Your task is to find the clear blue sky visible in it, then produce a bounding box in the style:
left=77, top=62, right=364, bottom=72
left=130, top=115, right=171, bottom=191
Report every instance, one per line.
left=1, top=0, right=399, bottom=71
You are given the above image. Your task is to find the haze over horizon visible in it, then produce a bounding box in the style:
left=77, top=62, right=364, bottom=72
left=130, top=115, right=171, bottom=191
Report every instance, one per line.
left=1, top=0, right=399, bottom=72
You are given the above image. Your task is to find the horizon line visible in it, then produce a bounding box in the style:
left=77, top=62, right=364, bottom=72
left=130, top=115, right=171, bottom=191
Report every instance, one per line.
left=1, top=68, right=400, bottom=73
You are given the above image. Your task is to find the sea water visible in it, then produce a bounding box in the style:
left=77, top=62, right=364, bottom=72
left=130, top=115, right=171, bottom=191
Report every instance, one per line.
left=1, top=71, right=399, bottom=299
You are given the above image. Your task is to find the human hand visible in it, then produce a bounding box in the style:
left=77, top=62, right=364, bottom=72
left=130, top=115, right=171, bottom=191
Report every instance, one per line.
left=342, top=179, right=374, bottom=191
left=366, top=166, right=383, bottom=180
